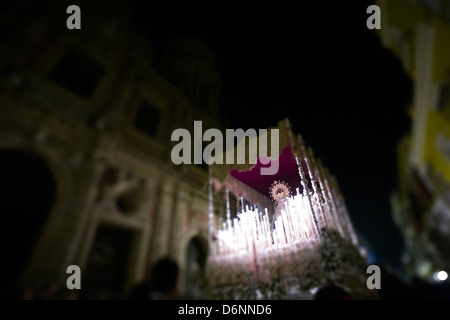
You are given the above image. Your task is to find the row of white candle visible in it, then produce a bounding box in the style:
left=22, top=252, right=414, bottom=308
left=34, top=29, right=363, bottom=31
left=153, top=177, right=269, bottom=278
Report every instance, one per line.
left=213, top=188, right=334, bottom=257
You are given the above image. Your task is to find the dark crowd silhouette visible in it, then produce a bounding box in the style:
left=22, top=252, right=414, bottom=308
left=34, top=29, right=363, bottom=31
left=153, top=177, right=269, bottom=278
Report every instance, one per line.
left=128, top=257, right=180, bottom=300
left=9, top=261, right=450, bottom=300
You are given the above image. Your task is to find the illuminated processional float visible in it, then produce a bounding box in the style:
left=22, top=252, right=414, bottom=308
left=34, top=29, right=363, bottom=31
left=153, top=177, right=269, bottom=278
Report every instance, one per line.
left=205, top=119, right=376, bottom=299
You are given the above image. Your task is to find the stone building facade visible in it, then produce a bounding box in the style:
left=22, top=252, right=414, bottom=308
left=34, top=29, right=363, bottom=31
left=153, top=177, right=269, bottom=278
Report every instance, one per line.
left=0, top=1, right=225, bottom=299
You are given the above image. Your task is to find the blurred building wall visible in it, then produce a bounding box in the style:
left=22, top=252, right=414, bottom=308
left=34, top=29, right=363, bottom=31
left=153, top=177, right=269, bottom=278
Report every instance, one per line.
left=0, top=1, right=225, bottom=299
left=377, top=0, right=450, bottom=279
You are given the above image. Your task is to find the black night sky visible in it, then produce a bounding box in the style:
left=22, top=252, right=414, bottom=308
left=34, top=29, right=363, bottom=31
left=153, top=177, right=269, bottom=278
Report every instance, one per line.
left=134, top=0, right=413, bottom=269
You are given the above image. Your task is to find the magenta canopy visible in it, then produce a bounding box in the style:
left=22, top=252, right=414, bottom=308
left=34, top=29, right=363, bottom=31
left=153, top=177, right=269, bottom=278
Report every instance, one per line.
left=229, top=143, right=312, bottom=200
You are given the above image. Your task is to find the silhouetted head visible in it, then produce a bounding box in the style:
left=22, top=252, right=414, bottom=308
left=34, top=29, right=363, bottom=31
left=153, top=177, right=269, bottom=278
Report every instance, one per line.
left=149, top=257, right=179, bottom=294
left=313, top=284, right=351, bottom=300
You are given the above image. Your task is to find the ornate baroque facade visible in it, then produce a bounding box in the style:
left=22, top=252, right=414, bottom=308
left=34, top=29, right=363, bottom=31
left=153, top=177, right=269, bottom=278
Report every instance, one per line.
left=0, top=1, right=225, bottom=299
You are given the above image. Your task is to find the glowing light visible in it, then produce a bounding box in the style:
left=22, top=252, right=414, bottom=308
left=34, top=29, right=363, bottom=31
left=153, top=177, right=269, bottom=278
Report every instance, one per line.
left=435, top=271, right=448, bottom=281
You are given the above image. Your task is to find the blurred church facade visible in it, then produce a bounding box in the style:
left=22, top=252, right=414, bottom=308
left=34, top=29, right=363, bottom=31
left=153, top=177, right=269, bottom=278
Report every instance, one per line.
left=0, top=1, right=225, bottom=299
left=377, top=0, right=450, bottom=280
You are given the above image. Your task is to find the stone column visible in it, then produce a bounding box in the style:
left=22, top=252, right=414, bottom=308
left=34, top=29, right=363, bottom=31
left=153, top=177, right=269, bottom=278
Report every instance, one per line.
left=127, top=179, right=155, bottom=285
left=169, top=185, right=189, bottom=260
left=63, top=156, right=105, bottom=273
left=149, top=178, right=176, bottom=264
